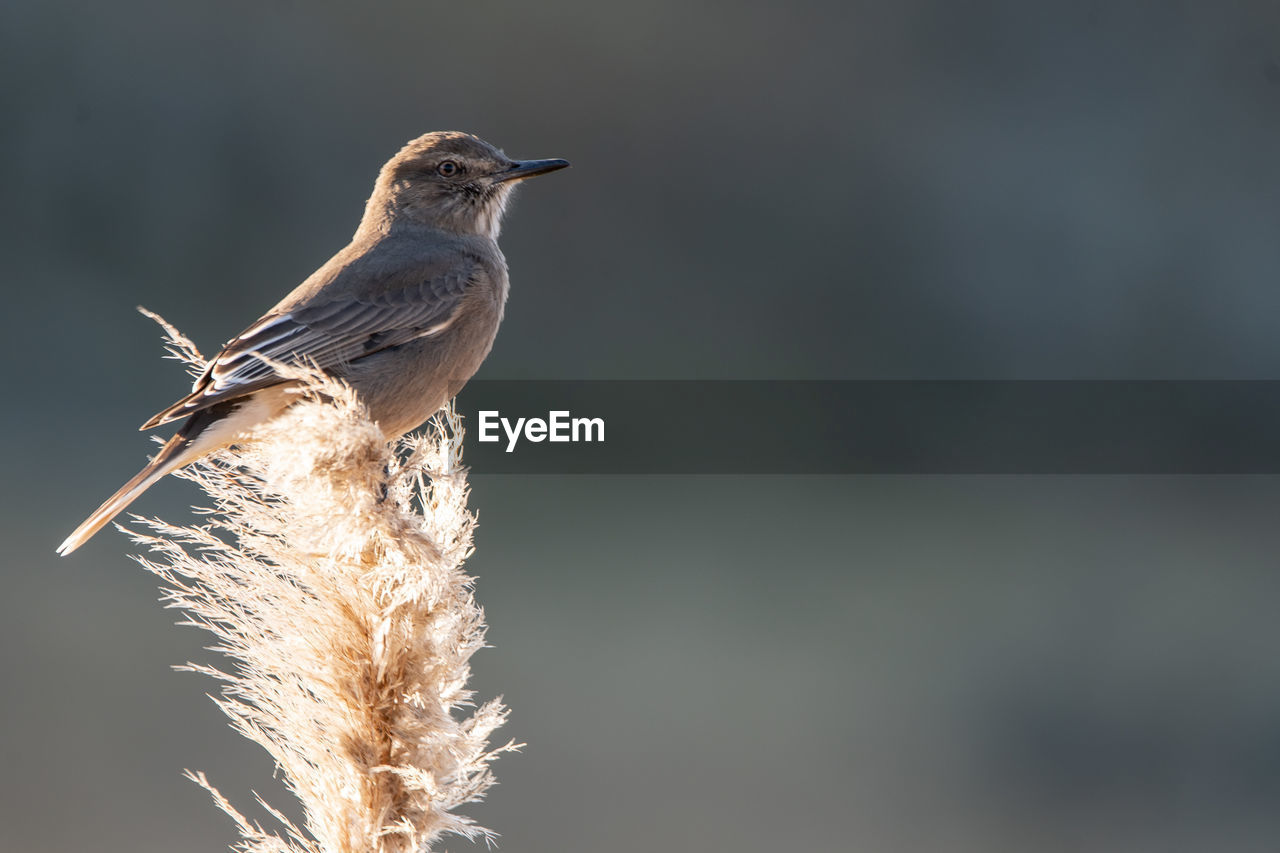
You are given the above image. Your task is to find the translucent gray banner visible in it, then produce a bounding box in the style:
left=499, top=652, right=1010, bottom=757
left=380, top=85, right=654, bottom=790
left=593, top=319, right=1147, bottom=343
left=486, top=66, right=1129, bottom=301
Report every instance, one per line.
left=450, top=381, right=1280, bottom=473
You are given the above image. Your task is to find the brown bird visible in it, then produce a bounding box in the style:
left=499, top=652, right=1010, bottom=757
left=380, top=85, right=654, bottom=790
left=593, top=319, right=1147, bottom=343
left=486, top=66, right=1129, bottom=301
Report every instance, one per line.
left=58, top=131, right=568, bottom=555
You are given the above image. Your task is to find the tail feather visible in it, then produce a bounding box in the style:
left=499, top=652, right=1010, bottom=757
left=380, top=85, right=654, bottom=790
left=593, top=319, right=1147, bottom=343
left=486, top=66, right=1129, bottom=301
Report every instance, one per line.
left=140, top=390, right=205, bottom=431
left=56, top=431, right=201, bottom=556
left=60, top=390, right=291, bottom=556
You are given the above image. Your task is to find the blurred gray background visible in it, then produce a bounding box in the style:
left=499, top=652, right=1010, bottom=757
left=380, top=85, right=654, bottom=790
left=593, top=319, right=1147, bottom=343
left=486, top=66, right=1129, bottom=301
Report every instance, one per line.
left=5, top=1, right=1280, bottom=851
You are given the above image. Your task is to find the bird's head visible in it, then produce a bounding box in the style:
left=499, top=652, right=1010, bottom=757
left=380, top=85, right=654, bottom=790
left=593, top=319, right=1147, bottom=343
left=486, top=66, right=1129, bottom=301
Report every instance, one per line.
left=365, top=131, right=568, bottom=239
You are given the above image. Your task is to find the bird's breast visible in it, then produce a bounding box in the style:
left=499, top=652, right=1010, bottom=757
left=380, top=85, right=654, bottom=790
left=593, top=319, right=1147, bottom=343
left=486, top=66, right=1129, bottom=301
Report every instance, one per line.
left=340, top=285, right=505, bottom=438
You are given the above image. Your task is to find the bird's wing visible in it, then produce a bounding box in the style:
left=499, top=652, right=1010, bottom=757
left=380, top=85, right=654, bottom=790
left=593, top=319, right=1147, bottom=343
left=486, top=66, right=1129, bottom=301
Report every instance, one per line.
left=142, top=252, right=481, bottom=429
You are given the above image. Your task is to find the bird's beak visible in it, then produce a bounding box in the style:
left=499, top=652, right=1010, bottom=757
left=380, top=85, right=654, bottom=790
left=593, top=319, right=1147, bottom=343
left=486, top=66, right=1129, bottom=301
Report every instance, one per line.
left=493, top=158, right=570, bottom=183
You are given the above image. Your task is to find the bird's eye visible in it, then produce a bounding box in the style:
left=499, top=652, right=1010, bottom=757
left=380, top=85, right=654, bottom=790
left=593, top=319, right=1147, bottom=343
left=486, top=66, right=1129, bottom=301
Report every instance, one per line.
left=437, top=160, right=460, bottom=177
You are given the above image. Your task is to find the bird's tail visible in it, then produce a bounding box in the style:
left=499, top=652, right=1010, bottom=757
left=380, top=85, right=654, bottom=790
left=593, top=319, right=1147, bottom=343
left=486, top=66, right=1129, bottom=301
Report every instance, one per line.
left=56, top=402, right=242, bottom=556
left=56, top=431, right=201, bottom=556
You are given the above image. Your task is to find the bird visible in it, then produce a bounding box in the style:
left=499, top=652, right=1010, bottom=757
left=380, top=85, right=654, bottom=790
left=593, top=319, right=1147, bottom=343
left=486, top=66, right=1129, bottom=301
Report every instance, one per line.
left=58, top=131, right=568, bottom=555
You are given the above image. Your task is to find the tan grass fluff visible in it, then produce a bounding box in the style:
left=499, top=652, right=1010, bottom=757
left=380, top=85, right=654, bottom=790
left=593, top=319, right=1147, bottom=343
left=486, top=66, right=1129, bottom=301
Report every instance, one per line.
left=128, top=317, right=513, bottom=853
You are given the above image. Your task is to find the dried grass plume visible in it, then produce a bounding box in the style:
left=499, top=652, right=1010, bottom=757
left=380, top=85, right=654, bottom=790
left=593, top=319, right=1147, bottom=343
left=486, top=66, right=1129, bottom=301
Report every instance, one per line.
left=128, top=313, right=514, bottom=852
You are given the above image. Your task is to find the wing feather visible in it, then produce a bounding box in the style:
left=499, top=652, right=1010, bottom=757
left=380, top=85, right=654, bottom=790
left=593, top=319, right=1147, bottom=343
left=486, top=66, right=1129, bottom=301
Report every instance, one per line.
left=141, top=251, right=480, bottom=429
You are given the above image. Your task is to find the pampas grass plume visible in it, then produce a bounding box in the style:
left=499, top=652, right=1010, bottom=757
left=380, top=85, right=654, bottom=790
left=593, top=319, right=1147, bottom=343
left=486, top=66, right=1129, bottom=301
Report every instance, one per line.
left=128, top=314, right=514, bottom=853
